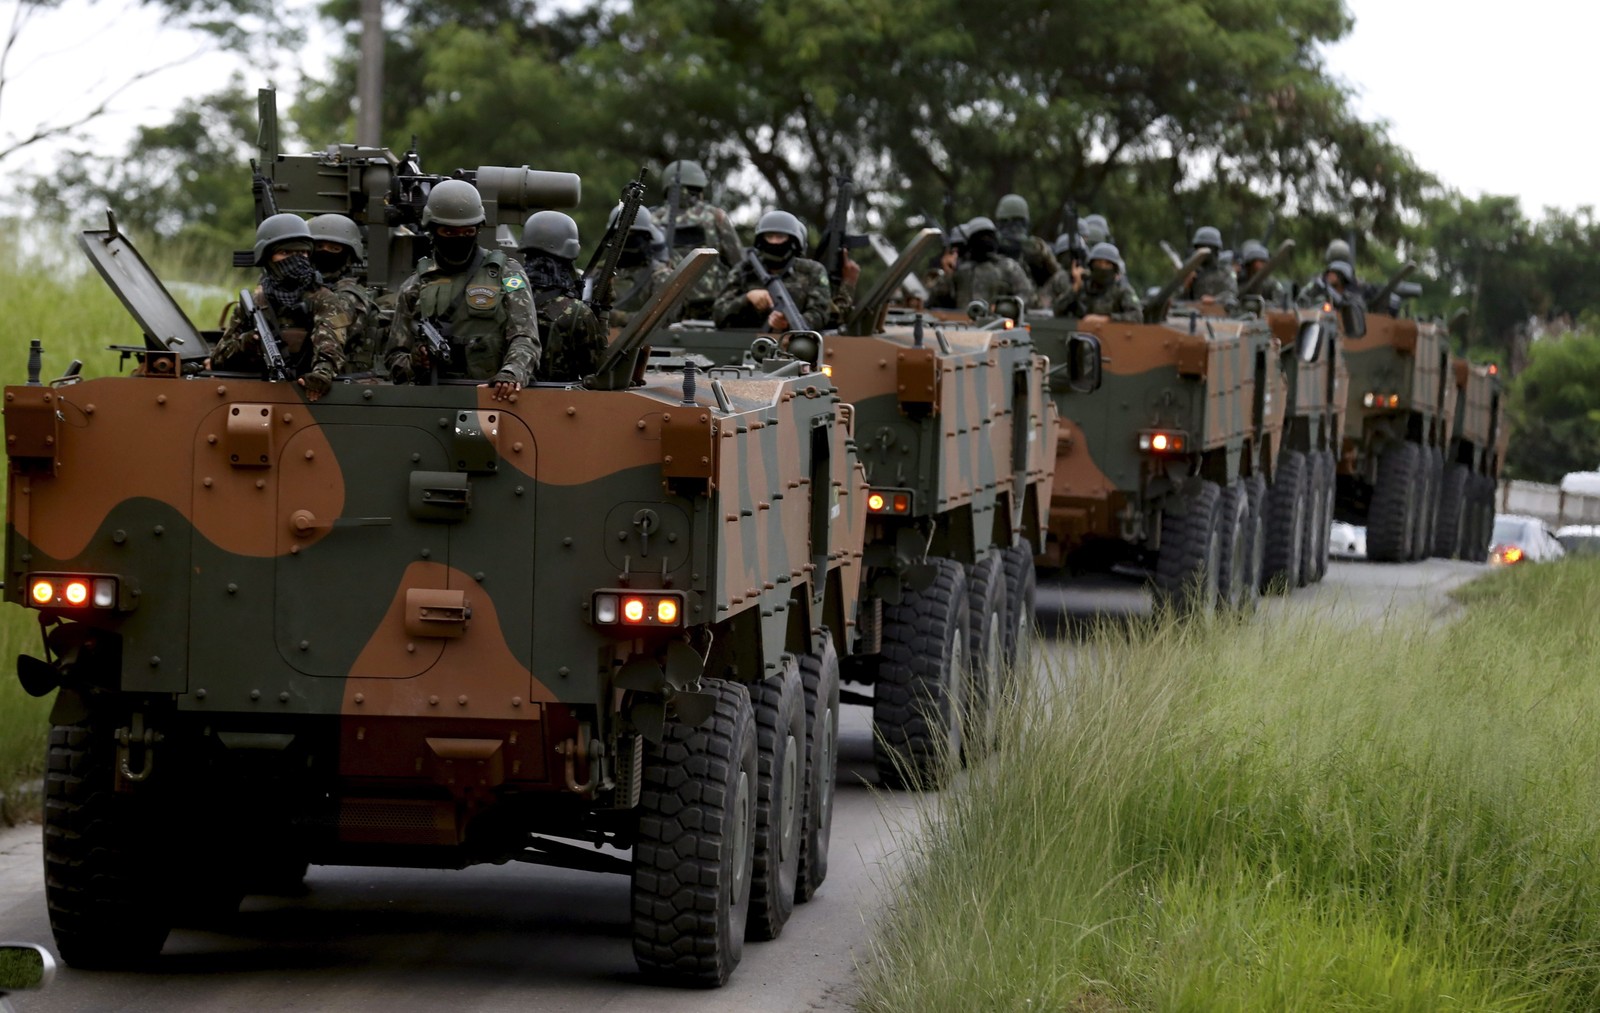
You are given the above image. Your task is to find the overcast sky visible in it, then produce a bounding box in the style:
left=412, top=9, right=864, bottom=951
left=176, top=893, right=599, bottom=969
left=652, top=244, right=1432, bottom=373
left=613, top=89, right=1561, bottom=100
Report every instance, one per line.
left=1, top=0, right=1593, bottom=217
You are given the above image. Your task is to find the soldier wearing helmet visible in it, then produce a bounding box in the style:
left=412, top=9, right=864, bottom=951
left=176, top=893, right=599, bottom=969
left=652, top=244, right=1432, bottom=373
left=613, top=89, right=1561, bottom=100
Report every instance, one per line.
left=383, top=179, right=539, bottom=401
left=307, top=213, right=383, bottom=372
left=211, top=212, right=352, bottom=401
left=993, top=193, right=1061, bottom=290
left=1299, top=259, right=1361, bottom=309
left=713, top=209, right=837, bottom=330
left=602, top=204, right=674, bottom=329
left=1048, top=241, right=1142, bottom=322
left=1181, top=224, right=1239, bottom=311
left=1236, top=239, right=1285, bottom=305
left=518, top=210, right=605, bottom=383
left=926, top=216, right=1034, bottom=311
left=651, top=159, right=743, bottom=319
left=1079, top=214, right=1111, bottom=246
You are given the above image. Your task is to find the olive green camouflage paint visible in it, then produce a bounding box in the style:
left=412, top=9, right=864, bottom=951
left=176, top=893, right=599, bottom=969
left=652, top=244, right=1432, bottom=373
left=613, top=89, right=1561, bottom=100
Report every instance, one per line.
left=1339, top=314, right=1453, bottom=481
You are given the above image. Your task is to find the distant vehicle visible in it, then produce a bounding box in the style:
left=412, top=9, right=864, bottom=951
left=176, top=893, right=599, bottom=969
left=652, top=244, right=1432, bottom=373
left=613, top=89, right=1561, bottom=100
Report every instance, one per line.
left=1329, top=521, right=1366, bottom=559
left=1555, top=524, right=1600, bottom=557
left=1489, top=514, right=1565, bottom=565
left=1559, top=471, right=1600, bottom=498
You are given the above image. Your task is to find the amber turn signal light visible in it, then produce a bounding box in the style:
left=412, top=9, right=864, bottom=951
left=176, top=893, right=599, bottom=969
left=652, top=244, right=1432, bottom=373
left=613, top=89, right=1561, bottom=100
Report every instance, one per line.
left=592, top=590, right=687, bottom=629
left=867, top=489, right=913, bottom=515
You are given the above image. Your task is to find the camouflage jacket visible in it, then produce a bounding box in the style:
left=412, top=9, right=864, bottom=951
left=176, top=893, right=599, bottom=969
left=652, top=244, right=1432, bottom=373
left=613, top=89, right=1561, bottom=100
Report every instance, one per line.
left=713, top=255, right=837, bottom=331
left=1051, top=274, right=1143, bottom=322
left=1240, top=273, right=1287, bottom=307
left=1012, top=234, right=1062, bottom=290
left=607, top=260, right=675, bottom=328
left=212, top=283, right=352, bottom=396
left=1185, top=264, right=1239, bottom=310
left=330, top=274, right=383, bottom=372
left=1297, top=276, right=1365, bottom=311
left=927, top=254, right=1035, bottom=311
left=384, top=250, right=539, bottom=386
left=649, top=198, right=743, bottom=314
left=534, top=290, right=606, bottom=383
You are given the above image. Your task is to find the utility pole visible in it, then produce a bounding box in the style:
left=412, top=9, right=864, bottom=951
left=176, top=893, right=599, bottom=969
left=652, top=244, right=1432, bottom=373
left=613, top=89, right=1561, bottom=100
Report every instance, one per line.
left=356, top=0, right=383, bottom=146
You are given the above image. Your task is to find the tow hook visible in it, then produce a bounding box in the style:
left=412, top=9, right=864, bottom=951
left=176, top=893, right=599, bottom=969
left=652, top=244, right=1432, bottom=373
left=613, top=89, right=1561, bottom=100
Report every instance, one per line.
left=558, top=723, right=600, bottom=796
left=114, top=714, right=162, bottom=788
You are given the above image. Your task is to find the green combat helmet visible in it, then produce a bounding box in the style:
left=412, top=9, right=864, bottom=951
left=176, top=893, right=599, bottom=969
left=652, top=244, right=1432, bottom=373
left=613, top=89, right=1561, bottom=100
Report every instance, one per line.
left=307, top=214, right=365, bottom=262
left=1079, top=214, right=1111, bottom=245
left=755, top=209, right=807, bottom=244
left=253, top=213, right=313, bottom=265
left=661, top=159, right=709, bottom=192
left=421, top=179, right=487, bottom=227
left=994, top=193, right=1030, bottom=224
left=609, top=202, right=663, bottom=241
left=1192, top=225, right=1223, bottom=250
left=520, top=210, right=581, bottom=259
left=1239, top=239, right=1270, bottom=265
left=1325, top=238, right=1352, bottom=264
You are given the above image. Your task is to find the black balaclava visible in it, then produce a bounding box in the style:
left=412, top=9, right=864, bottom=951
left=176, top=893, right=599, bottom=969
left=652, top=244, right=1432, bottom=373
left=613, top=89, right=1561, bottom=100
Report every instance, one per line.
left=619, top=230, right=653, bottom=268
left=431, top=229, right=480, bottom=271
left=313, top=246, right=353, bottom=280
left=966, top=230, right=998, bottom=262
left=996, top=220, right=1028, bottom=258
left=262, top=243, right=318, bottom=314
left=758, top=235, right=799, bottom=273
left=1089, top=261, right=1117, bottom=287
left=523, top=252, right=580, bottom=298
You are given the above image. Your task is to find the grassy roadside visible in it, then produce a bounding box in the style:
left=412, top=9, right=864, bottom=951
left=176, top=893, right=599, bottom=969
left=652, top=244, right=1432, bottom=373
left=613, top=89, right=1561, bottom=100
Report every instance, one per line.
left=0, top=249, right=230, bottom=806
left=859, top=559, right=1600, bottom=1011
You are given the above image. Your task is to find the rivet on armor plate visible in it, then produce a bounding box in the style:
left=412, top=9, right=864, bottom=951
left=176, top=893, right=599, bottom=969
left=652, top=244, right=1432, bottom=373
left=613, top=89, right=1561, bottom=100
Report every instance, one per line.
left=457, top=695, right=468, bottom=706
left=428, top=695, right=439, bottom=706
left=511, top=697, right=522, bottom=707
left=354, top=693, right=364, bottom=704
left=250, top=689, right=261, bottom=700
left=406, top=642, right=416, bottom=653
left=566, top=407, right=576, bottom=416
left=279, top=692, right=290, bottom=703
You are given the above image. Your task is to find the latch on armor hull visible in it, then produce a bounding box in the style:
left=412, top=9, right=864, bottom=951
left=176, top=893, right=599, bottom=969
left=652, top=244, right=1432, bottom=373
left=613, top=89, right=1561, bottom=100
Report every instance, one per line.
left=409, top=471, right=470, bottom=521
left=896, top=347, right=939, bottom=410
left=226, top=403, right=274, bottom=468
left=4, top=387, right=63, bottom=474
left=405, top=587, right=471, bottom=638
left=451, top=409, right=500, bottom=473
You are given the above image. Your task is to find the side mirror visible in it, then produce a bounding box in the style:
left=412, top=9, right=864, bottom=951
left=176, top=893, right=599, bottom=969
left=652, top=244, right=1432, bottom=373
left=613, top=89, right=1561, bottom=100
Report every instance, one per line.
left=748, top=335, right=779, bottom=364
left=785, top=330, right=822, bottom=368
left=0, top=943, right=56, bottom=993
left=1295, top=320, right=1323, bottom=363
left=1065, top=333, right=1103, bottom=393
left=1341, top=300, right=1366, bottom=339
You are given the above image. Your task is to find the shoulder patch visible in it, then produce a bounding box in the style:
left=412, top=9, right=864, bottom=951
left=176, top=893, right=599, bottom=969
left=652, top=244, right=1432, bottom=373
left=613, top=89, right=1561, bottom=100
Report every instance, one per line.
left=503, top=275, right=526, bottom=291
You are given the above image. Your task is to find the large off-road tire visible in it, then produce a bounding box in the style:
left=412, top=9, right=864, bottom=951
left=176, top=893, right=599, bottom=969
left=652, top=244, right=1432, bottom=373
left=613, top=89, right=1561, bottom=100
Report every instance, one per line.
left=1154, top=479, right=1224, bottom=617
left=1297, top=454, right=1326, bottom=586
left=44, top=722, right=172, bottom=968
left=632, top=680, right=758, bottom=987
left=794, top=632, right=840, bottom=904
left=746, top=660, right=805, bottom=941
left=1244, top=474, right=1268, bottom=600
left=1263, top=450, right=1308, bottom=591
left=1466, top=474, right=1497, bottom=563
left=963, top=551, right=1009, bottom=757
left=1432, top=462, right=1470, bottom=559
left=1000, top=543, right=1037, bottom=681
left=1216, top=481, right=1255, bottom=612
left=873, top=558, right=970, bottom=790
left=1408, top=447, right=1439, bottom=561
left=1312, top=451, right=1336, bottom=581
left=1367, top=441, right=1422, bottom=562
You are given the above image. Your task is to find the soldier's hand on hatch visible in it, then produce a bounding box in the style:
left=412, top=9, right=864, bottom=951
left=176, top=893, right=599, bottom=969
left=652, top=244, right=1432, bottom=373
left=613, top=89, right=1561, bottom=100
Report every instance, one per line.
left=841, top=251, right=861, bottom=287
left=1200, top=294, right=1215, bottom=305
left=296, top=377, right=325, bottom=402
left=486, top=379, right=521, bottom=401
left=1070, top=262, right=1085, bottom=290
left=747, top=289, right=774, bottom=312
left=767, top=310, right=790, bottom=332
left=1083, top=313, right=1109, bottom=324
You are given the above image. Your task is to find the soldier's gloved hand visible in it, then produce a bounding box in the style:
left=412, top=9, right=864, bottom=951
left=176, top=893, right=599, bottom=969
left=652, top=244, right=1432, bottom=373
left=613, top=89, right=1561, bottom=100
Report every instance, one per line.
left=486, top=372, right=521, bottom=402
left=412, top=343, right=432, bottom=374
left=297, top=372, right=333, bottom=402
left=747, top=289, right=774, bottom=312
left=767, top=310, right=790, bottom=332
left=1070, top=262, right=1085, bottom=291
left=841, top=251, right=861, bottom=288
left=389, top=354, right=413, bottom=385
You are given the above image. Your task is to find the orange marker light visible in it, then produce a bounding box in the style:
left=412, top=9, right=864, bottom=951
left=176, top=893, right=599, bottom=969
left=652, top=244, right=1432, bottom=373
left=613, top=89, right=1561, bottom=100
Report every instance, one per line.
left=893, top=494, right=910, bottom=512
left=1151, top=433, right=1170, bottom=451
left=30, top=580, right=53, bottom=605
left=1489, top=364, right=1499, bottom=375
left=623, top=598, right=646, bottom=623
left=868, top=493, right=886, bottom=512
left=1502, top=546, right=1524, bottom=564
left=821, top=364, right=834, bottom=377
left=656, top=598, right=679, bottom=624
left=64, top=581, right=89, bottom=605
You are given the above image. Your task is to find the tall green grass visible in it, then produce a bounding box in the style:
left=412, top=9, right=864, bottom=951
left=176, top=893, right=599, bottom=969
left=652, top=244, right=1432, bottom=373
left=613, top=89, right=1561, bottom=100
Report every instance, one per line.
left=0, top=243, right=230, bottom=796
left=860, top=559, right=1600, bottom=1011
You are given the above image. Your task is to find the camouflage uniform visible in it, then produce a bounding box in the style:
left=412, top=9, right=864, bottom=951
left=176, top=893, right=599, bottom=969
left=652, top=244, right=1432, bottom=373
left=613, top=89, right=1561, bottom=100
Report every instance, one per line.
left=713, top=255, right=837, bottom=330
left=329, top=275, right=384, bottom=372
left=609, top=260, right=675, bottom=329
left=1244, top=274, right=1287, bottom=306
left=1185, top=263, right=1239, bottom=310
left=650, top=199, right=743, bottom=319
left=384, top=250, right=540, bottom=386
left=534, top=291, right=606, bottom=383
left=1052, top=275, right=1142, bottom=322
left=1012, top=235, right=1062, bottom=291
left=213, top=284, right=353, bottom=395
left=927, top=255, right=1035, bottom=310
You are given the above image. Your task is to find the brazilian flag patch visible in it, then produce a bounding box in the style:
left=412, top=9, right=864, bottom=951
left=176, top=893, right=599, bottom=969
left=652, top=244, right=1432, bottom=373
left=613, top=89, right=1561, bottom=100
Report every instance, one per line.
left=503, top=275, right=526, bottom=291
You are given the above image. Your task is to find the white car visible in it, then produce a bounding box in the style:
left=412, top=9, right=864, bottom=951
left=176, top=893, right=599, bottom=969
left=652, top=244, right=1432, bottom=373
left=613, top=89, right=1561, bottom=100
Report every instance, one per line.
left=1329, top=521, right=1366, bottom=559
left=1555, top=524, right=1600, bottom=557
left=1490, top=514, right=1565, bottom=565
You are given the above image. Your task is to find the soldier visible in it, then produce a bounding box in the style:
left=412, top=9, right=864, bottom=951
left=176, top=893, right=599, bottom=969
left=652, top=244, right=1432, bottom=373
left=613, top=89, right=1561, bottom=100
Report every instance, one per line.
left=604, top=205, right=674, bottom=329
left=1079, top=214, right=1111, bottom=246
left=211, top=213, right=351, bottom=402
left=1298, top=260, right=1361, bottom=309
left=307, top=213, right=382, bottom=373
left=383, top=180, right=539, bottom=401
left=713, top=210, right=836, bottom=331
left=651, top=159, right=744, bottom=319
left=1050, top=242, right=1142, bottom=322
left=926, top=216, right=1034, bottom=311
left=993, top=193, right=1061, bottom=288
left=921, top=224, right=966, bottom=303
left=518, top=210, right=606, bottom=383
left=1182, top=225, right=1238, bottom=311
left=1237, top=239, right=1285, bottom=305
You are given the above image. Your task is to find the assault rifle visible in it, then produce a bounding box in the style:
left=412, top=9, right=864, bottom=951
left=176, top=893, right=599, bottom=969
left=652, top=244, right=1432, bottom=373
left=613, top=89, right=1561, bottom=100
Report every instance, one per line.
left=812, top=174, right=869, bottom=290
left=417, top=318, right=455, bottom=383
left=239, top=288, right=292, bottom=382
left=1058, top=200, right=1086, bottom=267
left=743, top=249, right=810, bottom=333
left=584, top=167, right=649, bottom=320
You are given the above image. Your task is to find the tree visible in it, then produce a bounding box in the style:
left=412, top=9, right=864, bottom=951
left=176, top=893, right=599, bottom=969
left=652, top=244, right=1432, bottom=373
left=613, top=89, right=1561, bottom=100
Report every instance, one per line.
left=1505, top=331, right=1600, bottom=482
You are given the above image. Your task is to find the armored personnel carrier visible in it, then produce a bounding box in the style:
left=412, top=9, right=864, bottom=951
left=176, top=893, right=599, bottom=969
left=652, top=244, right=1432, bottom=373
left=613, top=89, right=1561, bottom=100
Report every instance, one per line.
left=6, top=126, right=865, bottom=988
left=1434, top=357, right=1507, bottom=562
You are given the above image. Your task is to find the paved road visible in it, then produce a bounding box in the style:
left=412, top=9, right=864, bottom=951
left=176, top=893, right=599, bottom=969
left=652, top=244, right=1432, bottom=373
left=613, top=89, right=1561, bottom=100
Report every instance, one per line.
left=0, top=558, right=1485, bottom=1012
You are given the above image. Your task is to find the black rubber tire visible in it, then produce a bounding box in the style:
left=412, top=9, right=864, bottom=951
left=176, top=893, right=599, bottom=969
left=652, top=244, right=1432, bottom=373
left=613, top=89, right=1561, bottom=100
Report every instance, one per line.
left=795, top=632, right=840, bottom=904
left=1243, top=474, right=1268, bottom=603
left=1408, top=446, right=1438, bottom=561
left=1297, top=453, right=1326, bottom=586
left=632, top=679, right=758, bottom=987
left=746, top=660, right=805, bottom=941
left=1367, top=442, right=1422, bottom=563
left=1263, top=451, right=1308, bottom=591
left=44, top=722, right=172, bottom=968
left=1216, top=481, right=1253, bottom=612
left=1154, top=479, right=1224, bottom=617
left=1312, top=451, right=1335, bottom=581
left=1468, top=474, right=1497, bottom=563
left=963, top=551, right=1009, bottom=758
left=1432, top=462, right=1470, bottom=559
left=873, top=558, right=970, bottom=790
left=1421, top=449, right=1445, bottom=561
left=1000, top=543, right=1037, bottom=681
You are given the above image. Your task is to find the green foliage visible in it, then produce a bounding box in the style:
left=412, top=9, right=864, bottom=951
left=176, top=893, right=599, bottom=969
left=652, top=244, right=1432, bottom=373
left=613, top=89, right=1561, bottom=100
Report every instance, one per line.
left=860, top=561, right=1600, bottom=1010
left=1505, top=330, right=1600, bottom=482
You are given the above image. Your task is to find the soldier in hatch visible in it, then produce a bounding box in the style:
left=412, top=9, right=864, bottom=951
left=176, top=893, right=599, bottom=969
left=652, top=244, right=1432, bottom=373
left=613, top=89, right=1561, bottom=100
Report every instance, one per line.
left=1236, top=239, right=1285, bottom=305
left=383, top=180, right=539, bottom=401
left=713, top=210, right=836, bottom=331
left=1298, top=259, right=1361, bottom=310
left=1180, top=225, right=1239, bottom=311
left=993, top=193, right=1061, bottom=290
left=518, top=210, right=606, bottom=383
left=926, top=216, right=1034, bottom=311
left=603, top=205, right=674, bottom=329
left=1079, top=213, right=1111, bottom=246
left=211, top=213, right=352, bottom=401
left=307, top=213, right=382, bottom=372
left=1050, top=242, right=1142, bottom=322
left=651, top=159, right=744, bottom=320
